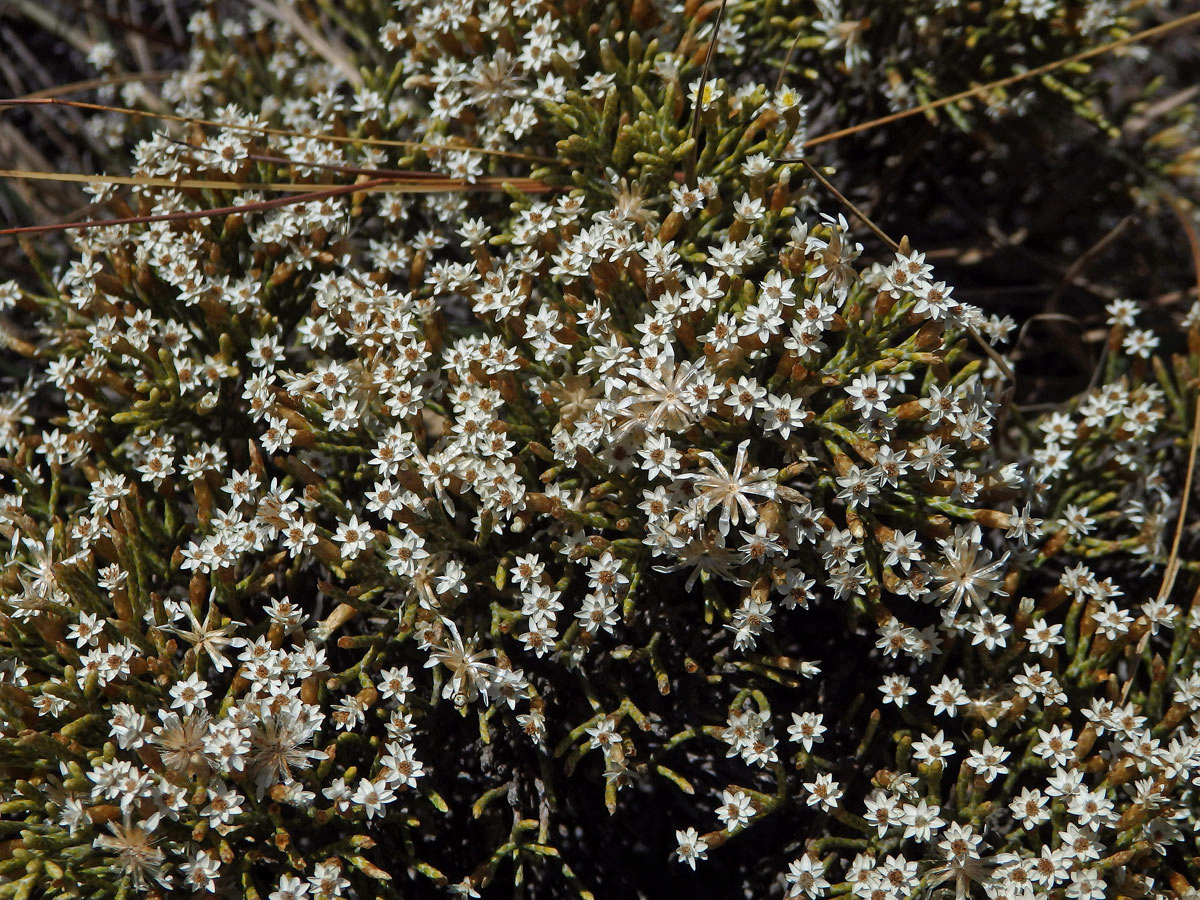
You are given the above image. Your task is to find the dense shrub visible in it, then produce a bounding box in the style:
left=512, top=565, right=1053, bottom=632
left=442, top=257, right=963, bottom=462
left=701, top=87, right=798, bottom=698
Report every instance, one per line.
left=2, top=1, right=1200, bottom=899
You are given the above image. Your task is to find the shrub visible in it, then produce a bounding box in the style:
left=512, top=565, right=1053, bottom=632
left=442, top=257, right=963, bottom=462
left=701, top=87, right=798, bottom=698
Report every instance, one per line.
left=1, top=1, right=1199, bottom=899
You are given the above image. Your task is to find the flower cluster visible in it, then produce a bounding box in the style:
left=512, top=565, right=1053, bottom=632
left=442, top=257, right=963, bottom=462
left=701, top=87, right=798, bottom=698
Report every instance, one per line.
left=1, top=1, right=1199, bottom=899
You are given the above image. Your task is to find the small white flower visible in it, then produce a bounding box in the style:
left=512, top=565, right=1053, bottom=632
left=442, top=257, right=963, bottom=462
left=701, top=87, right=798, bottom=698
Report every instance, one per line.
left=965, top=739, right=1010, bottom=783
left=879, top=674, right=915, bottom=708
left=352, top=778, right=395, bottom=820
left=928, top=676, right=968, bottom=718
left=845, top=371, right=891, bottom=417
left=675, top=826, right=708, bottom=869
left=803, top=773, right=842, bottom=810
left=180, top=849, right=221, bottom=893
left=787, top=712, right=827, bottom=751
left=760, top=392, right=807, bottom=439
left=899, top=798, right=945, bottom=843
left=785, top=854, right=831, bottom=899
left=1032, top=725, right=1076, bottom=767
left=332, top=514, right=372, bottom=560
left=169, top=674, right=211, bottom=716
left=377, top=666, right=414, bottom=703
left=715, top=789, right=755, bottom=831
left=911, top=729, right=955, bottom=766
left=1010, top=786, right=1050, bottom=828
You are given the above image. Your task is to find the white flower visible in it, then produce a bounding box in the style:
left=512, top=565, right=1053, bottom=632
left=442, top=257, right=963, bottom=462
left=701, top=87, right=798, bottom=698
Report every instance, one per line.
left=380, top=741, right=425, bottom=789
left=785, top=854, right=831, bottom=899
left=928, top=676, right=968, bottom=718
left=517, top=709, right=546, bottom=743
left=180, top=849, right=221, bottom=893
left=879, top=674, right=915, bottom=708
left=733, top=193, right=764, bottom=223
left=863, top=792, right=898, bottom=836
left=966, top=611, right=1011, bottom=650
left=425, top=617, right=497, bottom=707
left=638, top=433, right=682, bottom=480
left=377, top=666, right=414, bottom=703
left=835, top=465, right=878, bottom=508
left=308, top=861, right=350, bottom=900
left=1091, top=601, right=1132, bottom=640
left=882, top=530, right=922, bottom=571
left=519, top=620, right=558, bottom=658
left=715, top=789, right=755, bottom=831
left=911, top=730, right=955, bottom=766
left=922, top=525, right=1009, bottom=616
left=385, top=531, right=430, bottom=577
left=845, top=371, right=891, bottom=417
left=678, top=439, right=777, bottom=536
left=201, top=782, right=245, bottom=827
left=352, top=778, right=395, bottom=820
left=727, top=375, right=766, bottom=419
left=576, top=593, right=620, bottom=635
left=964, top=739, right=1010, bottom=783
left=169, top=674, right=211, bottom=716
left=803, top=773, right=842, bottom=810
left=1065, top=868, right=1106, bottom=900
left=899, top=799, right=945, bottom=843
left=332, top=514, right=371, bottom=560
left=1122, top=327, right=1159, bottom=358
left=67, top=611, right=104, bottom=648
left=759, top=270, right=796, bottom=306
left=1010, top=787, right=1050, bottom=828
left=1032, top=725, right=1076, bottom=767
left=1024, top=618, right=1065, bottom=654
left=787, top=712, right=827, bottom=751
left=687, top=78, right=723, bottom=110
left=1067, top=789, right=1115, bottom=828
left=1140, top=597, right=1178, bottom=634
left=675, top=826, right=708, bottom=869
left=269, top=873, right=310, bottom=900
left=937, top=822, right=983, bottom=861
left=760, top=392, right=807, bottom=439
left=222, top=468, right=260, bottom=506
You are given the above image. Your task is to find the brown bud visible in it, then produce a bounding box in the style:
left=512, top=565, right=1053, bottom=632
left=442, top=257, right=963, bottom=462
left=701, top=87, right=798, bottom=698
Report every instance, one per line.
left=87, top=805, right=121, bottom=825
left=972, top=508, right=1013, bottom=530
left=1074, top=723, right=1098, bottom=759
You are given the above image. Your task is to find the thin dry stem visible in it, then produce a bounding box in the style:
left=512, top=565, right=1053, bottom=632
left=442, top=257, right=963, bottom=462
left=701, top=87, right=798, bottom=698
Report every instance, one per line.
left=0, top=98, right=561, bottom=165
left=776, top=8, right=1200, bottom=155
left=246, top=0, right=362, bottom=88
left=687, top=0, right=728, bottom=180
